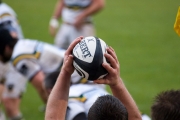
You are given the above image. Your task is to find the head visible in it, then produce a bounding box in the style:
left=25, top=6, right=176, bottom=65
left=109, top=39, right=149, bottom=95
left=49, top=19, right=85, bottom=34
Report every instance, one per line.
left=151, top=89, right=180, bottom=120
left=0, top=26, right=18, bottom=63
left=88, top=95, right=128, bottom=120
left=44, top=71, right=60, bottom=95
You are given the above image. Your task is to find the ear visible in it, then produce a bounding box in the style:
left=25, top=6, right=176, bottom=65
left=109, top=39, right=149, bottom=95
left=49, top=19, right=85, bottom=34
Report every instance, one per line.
left=4, top=45, right=13, bottom=55
left=10, top=31, right=18, bottom=39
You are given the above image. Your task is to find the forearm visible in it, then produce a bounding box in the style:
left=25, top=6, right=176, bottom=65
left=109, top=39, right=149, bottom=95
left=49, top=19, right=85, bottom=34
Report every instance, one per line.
left=110, top=78, right=141, bottom=120
left=52, top=0, right=64, bottom=19
left=80, top=0, right=105, bottom=18
left=45, top=71, right=71, bottom=120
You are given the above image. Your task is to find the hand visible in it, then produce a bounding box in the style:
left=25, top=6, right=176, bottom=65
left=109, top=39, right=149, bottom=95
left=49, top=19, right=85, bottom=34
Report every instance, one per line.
left=73, top=15, right=85, bottom=30
left=61, top=36, right=83, bottom=75
left=49, top=18, right=59, bottom=36
left=49, top=25, right=57, bottom=37
left=93, top=47, right=121, bottom=87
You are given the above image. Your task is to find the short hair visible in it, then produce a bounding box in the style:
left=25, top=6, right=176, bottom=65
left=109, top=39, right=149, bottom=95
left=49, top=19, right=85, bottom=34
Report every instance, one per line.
left=88, top=95, right=128, bottom=120
left=151, top=89, right=180, bottom=120
left=0, top=26, right=17, bottom=58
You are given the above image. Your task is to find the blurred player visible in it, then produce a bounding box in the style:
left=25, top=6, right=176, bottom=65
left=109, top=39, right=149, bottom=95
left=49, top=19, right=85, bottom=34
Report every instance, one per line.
left=45, top=36, right=142, bottom=120
left=0, top=25, right=109, bottom=119
left=151, top=89, right=180, bottom=120
left=49, top=0, right=105, bottom=49
left=0, top=1, right=26, bottom=120
left=45, top=70, right=108, bottom=120
left=0, top=0, right=23, bottom=39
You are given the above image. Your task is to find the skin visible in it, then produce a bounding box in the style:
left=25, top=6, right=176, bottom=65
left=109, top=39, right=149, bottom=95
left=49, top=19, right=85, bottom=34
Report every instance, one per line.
left=45, top=36, right=142, bottom=120
left=49, top=0, right=105, bottom=35
left=0, top=31, right=48, bottom=118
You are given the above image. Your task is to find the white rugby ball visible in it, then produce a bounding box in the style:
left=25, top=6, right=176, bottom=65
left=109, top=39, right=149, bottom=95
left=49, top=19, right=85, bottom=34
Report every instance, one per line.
left=72, top=36, right=108, bottom=80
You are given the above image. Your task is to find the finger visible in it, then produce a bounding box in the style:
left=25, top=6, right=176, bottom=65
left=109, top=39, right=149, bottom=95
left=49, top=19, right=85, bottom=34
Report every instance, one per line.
left=106, top=47, right=118, bottom=63
left=102, top=62, right=114, bottom=74
left=109, top=46, right=115, bottom=52
left=93, top=79, right=106, bottom=84
left=104, top=53, right=118, bottom=69
left=65, top=36, right=83, bottom=55
left=66, top=55, right=74, bottom=65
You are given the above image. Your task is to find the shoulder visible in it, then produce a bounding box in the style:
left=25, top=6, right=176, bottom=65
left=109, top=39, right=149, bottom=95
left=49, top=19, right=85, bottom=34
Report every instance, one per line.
left=12, top=39, right=39, bottom=60
left=0, top=3, right=16, bottom=17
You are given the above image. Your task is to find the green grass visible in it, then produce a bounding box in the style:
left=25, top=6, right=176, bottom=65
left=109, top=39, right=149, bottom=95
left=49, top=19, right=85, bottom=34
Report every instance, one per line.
left=4, top=0, right=180, bottom=119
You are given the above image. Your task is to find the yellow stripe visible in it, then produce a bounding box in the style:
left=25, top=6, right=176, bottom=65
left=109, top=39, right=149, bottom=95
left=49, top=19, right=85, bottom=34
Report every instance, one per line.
left=66, top=6, right=82, bottom=10
left=79, top=78, right=88, bottom=83
left=174, top=6, right=180, bottom=36
left=0, top=13, right=12, bottom=19
left=13, top=52, right=41, bottom=66
left=69, top=97, right=87, bottom=102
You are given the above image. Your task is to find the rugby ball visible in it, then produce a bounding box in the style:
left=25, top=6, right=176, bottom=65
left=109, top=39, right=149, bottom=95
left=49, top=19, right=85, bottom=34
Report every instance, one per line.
left=72, top=36, right=108, bottom=80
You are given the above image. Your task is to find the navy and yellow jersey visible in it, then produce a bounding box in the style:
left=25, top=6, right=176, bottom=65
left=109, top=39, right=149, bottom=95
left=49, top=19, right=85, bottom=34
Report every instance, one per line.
left=11, top=39, right=65, bottom=80
left=0, top=3, right=24, bottom=39
left=66, top=84, right=108, bottom=120
left=62, top=0, right=92, bottom=24
left=69, top=84, right=106, bottom=100
left=64, top=0, right=92, bottom=8
left=0, top=3, right=17, bottom=24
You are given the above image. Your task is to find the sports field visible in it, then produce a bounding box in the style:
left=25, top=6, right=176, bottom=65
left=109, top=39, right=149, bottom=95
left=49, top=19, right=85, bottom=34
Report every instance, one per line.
left=4, top=0, right=180, bottom=119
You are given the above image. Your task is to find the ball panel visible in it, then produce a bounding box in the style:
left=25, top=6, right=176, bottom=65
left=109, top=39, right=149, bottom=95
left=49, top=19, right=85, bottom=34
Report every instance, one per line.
left=73, top=36, right=108, bottom=80
left=73, top=61, right=89, bottom=79
left=73, top=36, right=96, bottom=63
left=99, top=38, right=109, bottom=63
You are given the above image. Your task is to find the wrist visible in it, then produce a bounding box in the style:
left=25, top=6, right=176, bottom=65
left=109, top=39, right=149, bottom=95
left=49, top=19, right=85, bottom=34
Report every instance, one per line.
left=49, top=18, right=59, bottom=28
left=110, top=78, right=124, bottom=90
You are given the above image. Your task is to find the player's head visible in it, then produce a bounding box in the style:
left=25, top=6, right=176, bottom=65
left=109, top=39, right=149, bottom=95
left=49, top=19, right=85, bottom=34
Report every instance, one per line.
left=0, top=25, right=18, bottom=63
left=151, top=89, right=180, bottom=120
left=44, top=71, right=60, bottom=95
left=88, top=95, right=128, bottom=120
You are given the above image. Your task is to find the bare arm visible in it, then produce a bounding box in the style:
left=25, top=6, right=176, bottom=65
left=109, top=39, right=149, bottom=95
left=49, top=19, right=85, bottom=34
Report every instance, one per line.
left=45, top=36, right=83, bottom=120
left=94, top=47, right=142, bottom=120
left=52, top=0, right=64, bottom=19
left=110, top=80, right=142, bottom=120
left=80, top=0, right=105, bottom=18
left=31, top=71, right=47, bottom=103
left=74, top=0, right=105, bottom=29
left=49, top=0, right=64, bottom=36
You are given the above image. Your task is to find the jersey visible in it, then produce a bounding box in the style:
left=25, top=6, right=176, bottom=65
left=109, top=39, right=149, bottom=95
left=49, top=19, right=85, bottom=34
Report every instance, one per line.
left=62, top=0, right=92, bottom=24
left=0, top=3, right=23, bottom=39
left=67, top=84, right=109, bottom=120
left=0, top=3, right=17, bottom=23
left=11, top=39, right=85, bottom=84
left=11, top=39, right=65, bottom=80
left=0, top=3, right=25, bottom=98
left=54, top=0, right=95, bottom=49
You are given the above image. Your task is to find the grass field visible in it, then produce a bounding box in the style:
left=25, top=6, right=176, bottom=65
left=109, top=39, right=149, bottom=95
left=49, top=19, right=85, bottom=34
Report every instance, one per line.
left=4, top=0, right=180, bottom=119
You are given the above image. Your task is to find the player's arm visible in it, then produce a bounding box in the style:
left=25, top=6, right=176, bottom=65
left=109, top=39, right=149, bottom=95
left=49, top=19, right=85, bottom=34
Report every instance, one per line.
left=15, top=59, right=47, bottom=103
left=94, top=47, right=142, bottom=120
left=52, top=0, right=64, bottom=19
left=49, top=0, right=65, bottom=36
left=74, top=0, right=105, bottom=29
left=45, top=36, right=83, bottom=120
left=81, top=0, right=105, bottom=17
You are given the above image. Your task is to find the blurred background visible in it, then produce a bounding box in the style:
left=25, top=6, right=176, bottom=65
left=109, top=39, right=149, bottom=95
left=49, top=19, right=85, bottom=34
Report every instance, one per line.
left=4, top=0, right=180, bottom=119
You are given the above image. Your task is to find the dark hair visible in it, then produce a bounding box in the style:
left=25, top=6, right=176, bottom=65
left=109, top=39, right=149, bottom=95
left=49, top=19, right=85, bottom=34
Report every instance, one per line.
left=0, top=27, right=17, bottom=62
left=151, top=89, right=180, bottom=120
left=44, top=71, right=60, bottom=89
left=88, top=95, right=128, bottom=120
